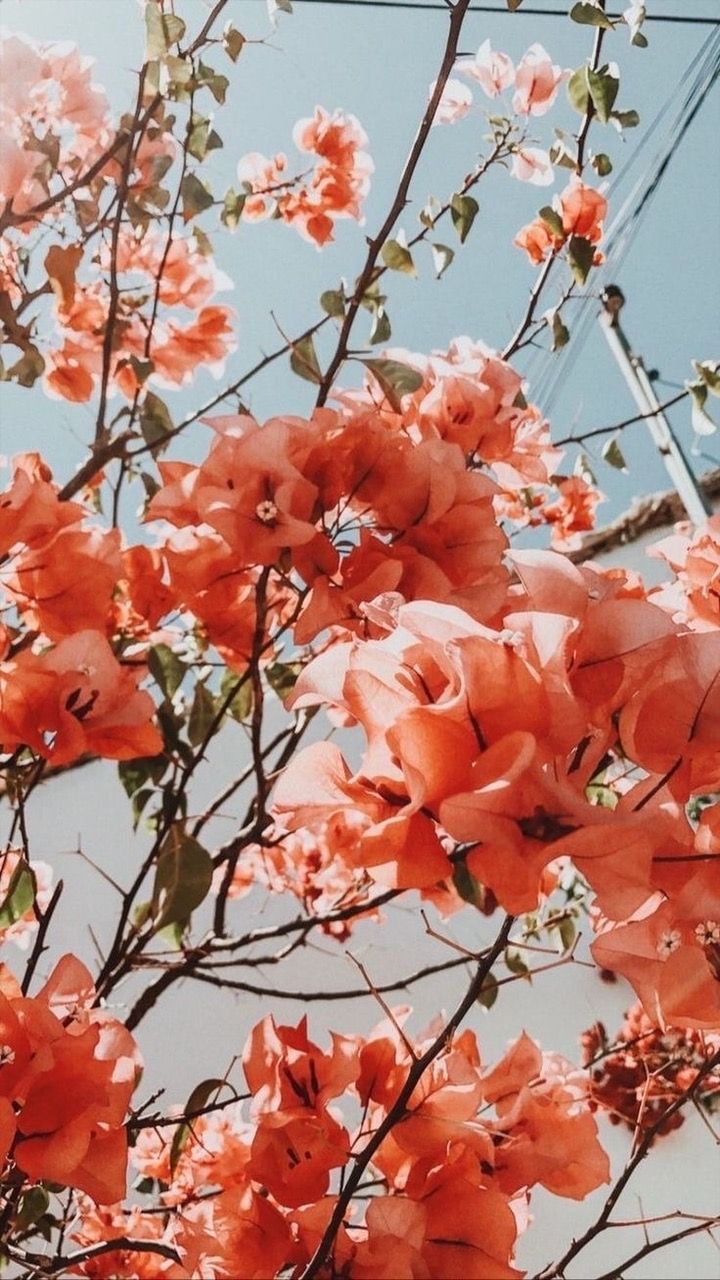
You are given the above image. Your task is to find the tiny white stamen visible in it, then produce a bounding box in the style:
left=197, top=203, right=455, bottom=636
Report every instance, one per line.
left=695, top=920, right=720, bottom=946
left=256, top=499, right=279, bottom=524
left=656, top=928, right=682, bottom=960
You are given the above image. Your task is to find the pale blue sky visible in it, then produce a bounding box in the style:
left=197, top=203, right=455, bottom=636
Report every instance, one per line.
left=1, top=0, right=719, bottom=521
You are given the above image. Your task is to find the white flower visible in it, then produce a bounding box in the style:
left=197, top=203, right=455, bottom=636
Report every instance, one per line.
left=695, top=920, right=720, bottom=947
left=656, top=928, right=682, bottom=960
left=431, top=78, right=473, bottom=126
left=511, top=147, right=554, bottom=188
left=255, top=499, right=279, bottom=524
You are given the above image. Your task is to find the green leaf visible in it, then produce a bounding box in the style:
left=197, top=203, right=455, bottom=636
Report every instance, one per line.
left=180, top=173, right=214, bottom=222
left=567, top=66, right=591, bottom=115
left=625, top=3, right=648, bottom=45
left=188, top=682, right=216, bottom=747
left=431, top=243, right=454, bottom=279
left=16, top=1187, right=50, bottom=1232
left=156, top=701, right=186, bottom=758
left=158, top=919, right=185, bottom=949
left=610, top=109, right=640, bottom=130
left=381, top=239, right=417, bottom=276
left=587, top=782, right=618, bottom=810
left=450, top=193, right=479, bottom=244
left=419, top=196, right=441, bottom=229
left=196, top=62, right=229, bottom=105
left=574, top=452, right=596, bottom=485
left=187, top=115, right=223, bottom=163
left=369, top=306, right=391, bottom=345
left=139, top=391, right=174, bottom=451
left=569, top=2, right=614, bottom=29
left=223, top=26, right=246, bottom=62
left=266, top=661, right=302, bottom=701
left=146, top=3, right=186, bottom=58
left=133, top=901, right=153, bottom=930
left=358, top=281, right=386, bottom=314
left=587, top=64, right=619, bottom=124
left=222, top=188, right=246, bottom=230
left=145, top=1, right=166, bottom=59
left=290, top=333, right=323, bottom=385
left=549, top=133, right=577, bottom=170
left=118, top=755, right=167, bottom=800
left=556, top=916, right=577, bottom=954
left=687, top=380, right=717, bottom=436
left=361, top=358, right=423, bottom=413
left=477, top=972, right=499, bottom=1010
left=152, top=830, right=213, bottom=929
left=148, top=644, right=186, bottom=699
left=194, top=227, right=213, bottom=259
left=170, top=1078, right=224, bottom=1174
left=0, top=862, right=35, bottom=929
left=538, top=205, right=564, bottom=239
left=567, top=235, right=595, bottom=285
left=6, top=347, right=45, bottom=388
left=694, top=360, right=720, bottom=395
left=320, top=289, right=345, bottom=318
left=592, top=152, right=613, bottom=177
left=504, top=949, right=530, bottom=979
left=131, top=788, right=156, bottom=829
left=550, top=310, right=570, bottom=352
left=128, top=355, right=154, bottom=386
left=452, top=861, right=488, bottom=910
left=220, top=670, right=253, bottom=722
left=163, top=13, right=186, bottom=46
left=602, top=436, right=628, bottom=471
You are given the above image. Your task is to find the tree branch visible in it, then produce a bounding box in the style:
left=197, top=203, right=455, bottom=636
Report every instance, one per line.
left=300, top=913, right=514, bottom=1279
left=314, top=0, right=474, bottom=406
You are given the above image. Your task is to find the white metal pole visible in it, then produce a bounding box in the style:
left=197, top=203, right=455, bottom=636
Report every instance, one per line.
left=598, top=286, right=712, bottom=526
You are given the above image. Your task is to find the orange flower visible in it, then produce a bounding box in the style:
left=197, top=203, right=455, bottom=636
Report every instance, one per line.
left=513, top=216, right=561, bottom=264
left=0, top=453, right=84, bottom=557
left=8, top=527, right=121, bottom=639
left=592, top=864, right=720, bottom=1030
left=0, top=955, right=139, bottom=1203
left=543, top=475, right=603, bottom=550
left=512, top=43, right=565, bottom=116
left=559, top=178, right=608, bottom=242
left=483, top=1033, right=610, bottom=1201
left=0, top=629, right=162, bottom=764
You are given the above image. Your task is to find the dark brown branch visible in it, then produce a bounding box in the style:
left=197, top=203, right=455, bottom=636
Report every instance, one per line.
left=128, top=1090, right=250, bottom=1133
left=575, top=2, right=608, bottom=174
left=21, top=881, right=63, bottom=996
left=94, top=69, right=149, bottom=444
left=554, top=391, right=689, bottom=447
left=46, top=1239, right=182, bottom=1274
left=591, top=1217, right=720, bottom=1280
left=314, top=0, right=474, bottom=406
left=186, top=951, right=470, bottom=1000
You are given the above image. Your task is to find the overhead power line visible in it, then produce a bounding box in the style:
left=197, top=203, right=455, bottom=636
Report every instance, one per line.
left=293, top=0, right=720, bottom=26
